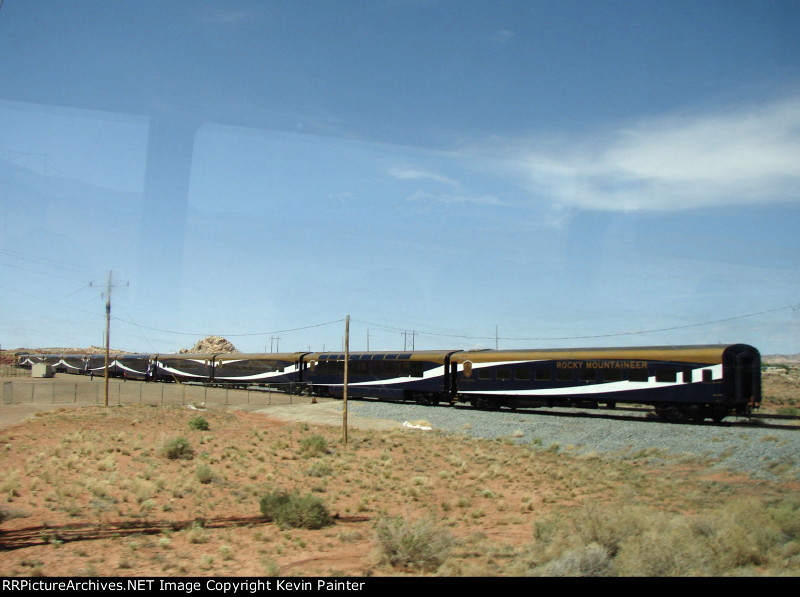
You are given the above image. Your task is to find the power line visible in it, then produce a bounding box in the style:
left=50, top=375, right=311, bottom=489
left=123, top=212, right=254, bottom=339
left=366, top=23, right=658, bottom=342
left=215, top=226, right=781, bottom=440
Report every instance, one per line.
left=110, top=316, right=345, bottom=338
left=0, top=261, right=92, bottom=283
left=0, top=247, right=92, bottom=274
left=353, top=302, right=800, bottom=343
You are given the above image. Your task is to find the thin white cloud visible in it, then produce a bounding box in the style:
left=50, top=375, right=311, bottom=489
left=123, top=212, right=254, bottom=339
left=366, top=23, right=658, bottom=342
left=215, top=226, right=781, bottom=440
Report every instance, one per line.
left=407, top=191, right=504, bottom=206
left=492, top=29, right=515, bottom=45
left=388, top=166, right=459, bottom=187
left=506, top=98, right=800, bottom=212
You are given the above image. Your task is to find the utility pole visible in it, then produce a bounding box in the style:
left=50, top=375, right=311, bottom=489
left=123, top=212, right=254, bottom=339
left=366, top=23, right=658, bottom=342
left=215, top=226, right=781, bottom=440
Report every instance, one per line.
left=91, top=271, right=128, bottom=407
left=270, top=336, right=281, bottom=353
left=343, top=315, right=350, bottom=444
left=496, top=325, right=499, bottom=350
left=403, top=330, right=418, bottom=351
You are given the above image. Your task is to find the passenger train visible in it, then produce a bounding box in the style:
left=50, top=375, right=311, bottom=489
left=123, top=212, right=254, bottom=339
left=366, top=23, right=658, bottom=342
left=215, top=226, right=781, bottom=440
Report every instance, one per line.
left=16, top=343, right=761, bottom=422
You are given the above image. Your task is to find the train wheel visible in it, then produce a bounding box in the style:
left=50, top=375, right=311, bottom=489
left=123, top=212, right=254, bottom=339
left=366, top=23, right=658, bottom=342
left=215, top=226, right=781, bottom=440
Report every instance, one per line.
left=655, top=406, right=686, bottom=422
left=711, top=407, right=727, bottom=423
left=473, top=396, right=491, bottom=410
left=414, top=393, right=437, bottom=406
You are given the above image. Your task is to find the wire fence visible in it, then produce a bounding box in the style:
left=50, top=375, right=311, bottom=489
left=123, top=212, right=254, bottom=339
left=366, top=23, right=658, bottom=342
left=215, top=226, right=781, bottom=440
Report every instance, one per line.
left=2, top=376, right=315, bottom=408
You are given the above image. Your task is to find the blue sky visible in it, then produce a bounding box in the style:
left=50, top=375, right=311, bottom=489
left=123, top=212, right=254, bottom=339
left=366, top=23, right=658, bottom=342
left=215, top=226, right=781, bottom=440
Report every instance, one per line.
left=1, top=0, right=799, bottom=355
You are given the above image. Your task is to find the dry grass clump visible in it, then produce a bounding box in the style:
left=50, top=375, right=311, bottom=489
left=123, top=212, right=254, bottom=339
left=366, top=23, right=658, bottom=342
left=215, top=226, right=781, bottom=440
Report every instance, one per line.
left=525, top=497, right=800, bottom=576
left=373, top=516, right=454, bottom=572
left=299, top=434, right=328, bottom=458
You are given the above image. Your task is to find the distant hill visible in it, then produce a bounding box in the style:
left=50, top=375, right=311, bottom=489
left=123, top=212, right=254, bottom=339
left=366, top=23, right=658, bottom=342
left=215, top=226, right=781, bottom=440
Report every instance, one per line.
left=763, top=354, right=800, bottom=365
left=7, top=346, right=126, bottom=355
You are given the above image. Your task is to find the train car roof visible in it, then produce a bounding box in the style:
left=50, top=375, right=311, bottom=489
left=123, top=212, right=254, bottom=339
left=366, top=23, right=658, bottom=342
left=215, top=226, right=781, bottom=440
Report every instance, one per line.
left=305, top=350, right=457, bottom=362
left=450, top=344, right=757, bottom=364
left=154, top=353, right=216, bottom=360
left=214, top=352, right=309, bottom=361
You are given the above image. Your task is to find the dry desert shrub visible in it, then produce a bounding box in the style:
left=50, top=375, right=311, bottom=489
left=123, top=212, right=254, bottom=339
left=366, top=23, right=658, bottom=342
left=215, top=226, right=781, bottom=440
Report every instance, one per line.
left=188, top=416, right=210, bottom=431
left=373, top=516, right=454, bottom=572
left=299, top=434, right=328, bottom=458
left=259, top=491, right=332, bottom=530
left=195, top=463, right=215, bottom=484
left=160, top=437, right=194, bottom=460
left=528, top=497, right=800, bottom=576
left=538, top=543, right=612, bottom=577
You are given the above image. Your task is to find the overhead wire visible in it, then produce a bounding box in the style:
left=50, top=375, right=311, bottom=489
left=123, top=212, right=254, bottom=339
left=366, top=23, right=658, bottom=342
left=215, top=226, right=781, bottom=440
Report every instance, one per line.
left=3, top=272, right=796, bottom=346
left=354, top=302, right=800, bottom=343
left=110, top=316, right=346, bottom=338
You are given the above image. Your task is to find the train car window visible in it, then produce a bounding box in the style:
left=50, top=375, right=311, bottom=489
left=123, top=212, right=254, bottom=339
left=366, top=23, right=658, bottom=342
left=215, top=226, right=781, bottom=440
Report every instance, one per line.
left=557, top=368, right=573, bottom=382
left=579, top=369, right=596, bottom=381
left=629, top=369, right=649, bottom=382
left=397, top=354, right=411, bottom=359
left=655, top=369, right=677, bottom=382
left=497, top=368, right=511, bottom=380
left=533, top=368, right=548, bottom=381
left=703, top=370, right=713, bottom=383
left=318, top=362, right=343, bottom=375
left=478, top=368, right=492, bottom=380
left=682, top=369, right=693, bottom=383
left=603, top=369, right=622, bottom=382
left=515, top=367, right=531, bottom=380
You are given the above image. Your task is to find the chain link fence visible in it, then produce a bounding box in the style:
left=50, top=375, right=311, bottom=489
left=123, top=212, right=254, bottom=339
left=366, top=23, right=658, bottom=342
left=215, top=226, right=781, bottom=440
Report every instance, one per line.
left=2, top=376, right=315, bottom=407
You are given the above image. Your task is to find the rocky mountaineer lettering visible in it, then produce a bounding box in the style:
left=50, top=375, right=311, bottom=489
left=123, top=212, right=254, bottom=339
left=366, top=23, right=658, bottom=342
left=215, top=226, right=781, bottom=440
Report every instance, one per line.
left=557, top=360, right=647, bottom=369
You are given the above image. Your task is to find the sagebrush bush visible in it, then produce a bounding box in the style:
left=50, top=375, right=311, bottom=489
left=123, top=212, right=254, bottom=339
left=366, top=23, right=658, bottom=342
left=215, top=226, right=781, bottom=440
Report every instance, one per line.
left=528, top=498, right=800, bottom=576
left=188, top=416, right=209, bottom=431
left=195, top=463, right=214, bottom=484
left=299, top=434, right=328, bottom=457
left=306, top=461, right=333, bottom=477
left=259, top=491, right=331, bottom=529
left=161, top=437, right=194, bottom=460
left=373, top=516, right=454, bottom=571
left=539, top=543, right=611, bottom=577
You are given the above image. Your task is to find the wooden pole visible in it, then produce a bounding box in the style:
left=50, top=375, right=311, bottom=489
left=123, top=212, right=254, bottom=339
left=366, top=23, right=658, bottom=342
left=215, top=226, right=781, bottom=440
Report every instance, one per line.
left=104, top=271, right=112, bottom=407
left=343, top=315, right=349, bottom=444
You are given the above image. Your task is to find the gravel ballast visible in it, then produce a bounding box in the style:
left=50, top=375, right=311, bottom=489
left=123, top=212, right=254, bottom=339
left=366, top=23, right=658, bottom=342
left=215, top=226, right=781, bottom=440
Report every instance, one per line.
left=347, top=400, right=800, bottom=482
